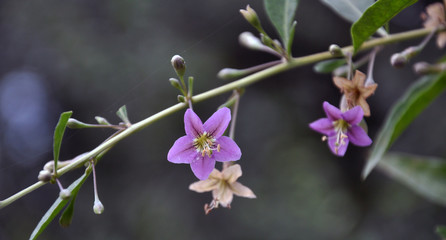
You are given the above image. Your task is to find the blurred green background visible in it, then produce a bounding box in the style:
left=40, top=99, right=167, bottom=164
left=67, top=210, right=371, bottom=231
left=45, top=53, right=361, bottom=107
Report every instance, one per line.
left=1, top=0, right=446, bottom=239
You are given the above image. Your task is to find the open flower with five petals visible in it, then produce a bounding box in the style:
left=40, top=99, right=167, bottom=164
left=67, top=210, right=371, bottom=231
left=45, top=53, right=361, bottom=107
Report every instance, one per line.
left=189, top=164, right=256, bottom=211
left=168, top=107, right=241, bottom=180
left=309, top=101, right=372, bottom=156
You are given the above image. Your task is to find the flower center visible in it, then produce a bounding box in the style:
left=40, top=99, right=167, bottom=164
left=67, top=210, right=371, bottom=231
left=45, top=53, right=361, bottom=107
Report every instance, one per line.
left=332, top=119, right=350, bottom=154
left=193, top=131, right=220, bottom=157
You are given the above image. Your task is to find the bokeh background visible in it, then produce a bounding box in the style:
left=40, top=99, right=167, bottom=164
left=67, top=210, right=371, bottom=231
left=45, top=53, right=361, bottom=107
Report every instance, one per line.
left=1, top=0, right=446, bottom=239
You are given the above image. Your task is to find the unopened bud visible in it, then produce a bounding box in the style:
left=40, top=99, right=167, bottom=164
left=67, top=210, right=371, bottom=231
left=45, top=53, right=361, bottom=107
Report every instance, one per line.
left=329, top=44, right=343, bottom=57
left=169, top=78, right=182, bottom=91
left=240, top=5, right=262, bottom=31
left=95, top=116, right=110, bottom=125
left=59, top=189, right=71, bottom=200
left=177, top=95, right=186, bottom=103
left=93, top=200, right=104, bottom=214
left=239, top=32, right=264, bottom=50
left=217, top=68, right=247, bottom=80
left=390, top=53, right=407, bottom=68
left=38, top=170, right=52, bottom=182
left=66, top=118, right=90, bottom=129
left=171, top=55, right=186, bottom=77
left=413, top=62, right=431, bottom=75
left=413, top=62, right=446, bottom=75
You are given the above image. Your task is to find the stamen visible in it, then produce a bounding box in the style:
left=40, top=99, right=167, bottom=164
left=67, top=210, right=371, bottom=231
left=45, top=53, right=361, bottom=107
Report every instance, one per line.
left=322, top=136, right=327, bottom=141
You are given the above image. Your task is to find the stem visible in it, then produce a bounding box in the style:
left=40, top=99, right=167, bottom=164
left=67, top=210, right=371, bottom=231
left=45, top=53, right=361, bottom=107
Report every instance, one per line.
left=224, top=90, right=241, bottom=170
left=0, top=27, right=442, bottom=209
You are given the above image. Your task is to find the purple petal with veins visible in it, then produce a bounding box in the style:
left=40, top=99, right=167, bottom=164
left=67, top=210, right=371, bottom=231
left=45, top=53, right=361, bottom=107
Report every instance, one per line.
left=323, top=101, right=342, bottom=121
left=184, top=109, right=204, bottom=137
left=190, top=156, right=216, bottom=180
left=203, top=107, right=231, bottom=138
left=342, top=106, right=363, bottom=125
left=309, top=118, right=335, bottom=136
left=347, top=125, right=372, bottom=146
left=167, top=136, right=196, bottom=164
left=212, top=136, right=241, bottom=162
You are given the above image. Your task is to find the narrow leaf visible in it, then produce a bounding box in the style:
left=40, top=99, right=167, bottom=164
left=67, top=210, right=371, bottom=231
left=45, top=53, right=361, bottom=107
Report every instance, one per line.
left=378, top=153, right=446, bottom=206
left=362, top=72, right=446, bottom=178
left=320, top=0, right=374, bottom=23
left=53, top=111, right=73, bottom=173
left=263, top=0, right=299, bottom=51
left=116, top=105, right=130, bottom=125
left=436, top=225, right=446, bottom=239
left=351, top=0, right=417, bottom=53
left=30, top=167, right=91, bottom=240
left=313, top=59, right=346, bottom=74
left=59, top=193, right=78, bottom=227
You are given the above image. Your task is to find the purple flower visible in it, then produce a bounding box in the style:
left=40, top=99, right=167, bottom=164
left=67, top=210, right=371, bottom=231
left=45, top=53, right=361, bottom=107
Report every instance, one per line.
left=309, top=101, right=372, bottom=156
left=168, top=107, right=242, bottom=180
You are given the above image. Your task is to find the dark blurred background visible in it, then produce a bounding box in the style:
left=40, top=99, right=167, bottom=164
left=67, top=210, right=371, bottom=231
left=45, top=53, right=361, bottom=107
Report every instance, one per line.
left=1, top=0, right=446, bottom=239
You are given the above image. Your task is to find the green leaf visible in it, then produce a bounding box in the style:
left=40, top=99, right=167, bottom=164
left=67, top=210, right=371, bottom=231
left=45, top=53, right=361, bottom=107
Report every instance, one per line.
left=378, top=153, right=446, bottom=206
left=53, top=111, right=73, bottom=174
left=116, top=105, right=130, bottom=125
left=351, top=0, right=417, bottom=53
left=436, top=225, right=446, bottom=239
left=362, top=72, right=446, bottom=179
left=263, top=0, right=299, bottom=51
left=30, top=167, right=91, bottom=240
left=320, top=0, right=373, bottom=23
left=59, top=193, right=78, bottom=227
left=313, top=59, right=346, bottom=74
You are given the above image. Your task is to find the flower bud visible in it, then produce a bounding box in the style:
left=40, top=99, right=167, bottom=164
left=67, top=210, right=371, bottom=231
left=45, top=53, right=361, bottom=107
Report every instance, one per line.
left=390, top=53, right=407, bottom=68
left=329, top=44, right=343, bottom=57
left=59, top=189, right=71, bottom=200
left=169, top=78, right=182, bottom=91
left=240, top=5, right=262, bottom=31
left=38, top=170, right=52, bottom=182
left=66, top=118, right=90, bottom=129
left=239, top=32, right=264, bottom=50
left=171, top=55, right=186, bottom=77
left=217, top=68, right=248, bottom=80
left=177, top=95, right=186, bottom=103
left=413, top=62, right=432, bottom=75
left=93, top=200, right=104, bottom=214
left=95, top=116, right=111, bottom=125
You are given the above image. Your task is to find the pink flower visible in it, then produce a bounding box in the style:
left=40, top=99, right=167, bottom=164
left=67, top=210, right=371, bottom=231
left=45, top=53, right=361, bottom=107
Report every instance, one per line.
left=168, top=108, right=242, bottom=180
left=309, top=101, right=372, bottom=156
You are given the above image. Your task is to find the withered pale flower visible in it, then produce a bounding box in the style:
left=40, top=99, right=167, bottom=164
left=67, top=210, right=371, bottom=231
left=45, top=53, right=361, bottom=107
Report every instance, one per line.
left=333, top=70, right=377, bottom=117
left=421, top=2, right=446, bottom=48
left=189, top=164, right=256, bottom=211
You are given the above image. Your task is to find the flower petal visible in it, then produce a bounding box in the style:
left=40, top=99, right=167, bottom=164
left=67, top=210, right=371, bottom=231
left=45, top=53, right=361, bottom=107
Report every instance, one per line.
left=190, top=155, right=216, bottom=180
left=230, top=182, right=256, bottom=199
left=347, top=125, right=372, bottom=146
left=309, top=118, right=335, bottom=136
left=212, top=185, right=233, bottom=208
left=333, top=76, right=354, bottom=91
left=222, top=164, right=242, bottom=183
left=184, top=109, right=204, bottom=137
left=189, top=178, right=220, bottom=193
left=212, top=136, right=241, bottom=162
left=323, top=101, right=342, bottom=121
left=357, top=97, right=371, bottom=117
left=203, top=107, right=231, bottom=138
left=352, top=70, right=366, bottom=86
left=328, top=135, right=349, bottom=157
left=167, top=136, right=196, bottom=164
left=341, top=106, right=363, bottom=125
